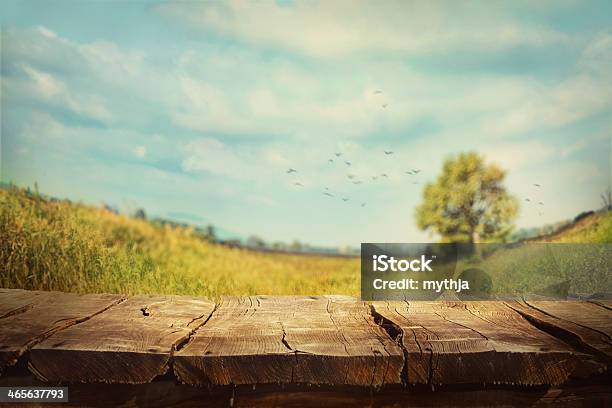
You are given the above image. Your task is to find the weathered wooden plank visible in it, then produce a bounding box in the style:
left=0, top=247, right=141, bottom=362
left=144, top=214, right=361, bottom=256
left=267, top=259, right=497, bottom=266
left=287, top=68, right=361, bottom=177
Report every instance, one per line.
left=507, top=300, right=612, bottom=366
left=0, top=292, right=123, bottom=374
left=174, top=296, right=404, bottom=386
left=589, top=299, right=612, bottom=311
left=0, top=289, right=51, bottom=319
left=29, top=294, right=215, bottom=384
left=527, top=301, right=611, bottom=337
left=372, top=301, right=606, bottom=386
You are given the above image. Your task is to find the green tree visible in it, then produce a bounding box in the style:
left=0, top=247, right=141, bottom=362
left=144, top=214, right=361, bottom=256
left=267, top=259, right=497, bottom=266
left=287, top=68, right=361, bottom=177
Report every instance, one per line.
left=416, top=152, right=519, bottom=243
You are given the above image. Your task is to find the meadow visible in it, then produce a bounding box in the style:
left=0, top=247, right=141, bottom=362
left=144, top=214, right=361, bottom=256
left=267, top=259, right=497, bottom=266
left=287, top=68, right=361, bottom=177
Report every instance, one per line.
left=0, top=186, right=359, bottom=299
left=1, top=186, right=609, bottom=298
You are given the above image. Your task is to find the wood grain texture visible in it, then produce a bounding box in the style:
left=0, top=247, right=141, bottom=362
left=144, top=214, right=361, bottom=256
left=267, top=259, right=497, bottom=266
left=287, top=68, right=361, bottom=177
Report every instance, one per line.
left=507, top=300, right=612, bottom=366
left=174, top=296, right=404, bottom=386
left=0, top=291, right=122, bottom=374
left=372, top=301, right=606, bottom=386
left=589, top=299, right=612, bottom=311
left=0, top=289, right=51, bottom=319
left=29, top=294, right=215, bottom=384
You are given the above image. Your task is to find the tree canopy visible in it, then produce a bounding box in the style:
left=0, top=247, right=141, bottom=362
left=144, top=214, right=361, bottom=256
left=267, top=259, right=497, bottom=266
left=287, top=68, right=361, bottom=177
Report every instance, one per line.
left=416, top=152, right=518, bottom=243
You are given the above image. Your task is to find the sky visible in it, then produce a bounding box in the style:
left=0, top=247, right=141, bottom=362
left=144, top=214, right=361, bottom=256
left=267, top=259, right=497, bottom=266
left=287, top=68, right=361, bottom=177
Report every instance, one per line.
left=1, top=0, right=611, bottom=247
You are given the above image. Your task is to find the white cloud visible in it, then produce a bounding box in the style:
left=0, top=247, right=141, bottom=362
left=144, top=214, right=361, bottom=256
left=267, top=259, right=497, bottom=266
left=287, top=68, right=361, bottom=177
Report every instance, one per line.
left=37, top=26, right=58, bottom=39
left=14, top=58, right=112, bottom=123
left=19, top=112, right=67, bottom=141
left=482, top=141, right=557, bottom=171
left=3, top=27, right=151, bottom=124
left=20, top=63, right=64, bottom=97
left=159, top=0, right=567, bottom=58
left=79, top=40, right=144, bottom=79
left=182, top=138, right=252, bottom=179
left=482, top=74, right=611, bottom=138
left=7, top=24, right=608, bottom=148
left=481, top=31, right=612, bottom=138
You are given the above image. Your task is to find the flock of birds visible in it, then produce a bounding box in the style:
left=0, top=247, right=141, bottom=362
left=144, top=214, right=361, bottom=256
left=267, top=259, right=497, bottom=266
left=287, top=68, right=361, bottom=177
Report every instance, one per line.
left=525, top=183, right=545, bottom=216
left=286, top=148, right=421, bottom=208
left=282, top=88, right=414, bottom=207
left=288, top=161, right=545, bottom=216
left=285, top=89, right=545, bottom=214
left=290, top=160, right=543, bottom=212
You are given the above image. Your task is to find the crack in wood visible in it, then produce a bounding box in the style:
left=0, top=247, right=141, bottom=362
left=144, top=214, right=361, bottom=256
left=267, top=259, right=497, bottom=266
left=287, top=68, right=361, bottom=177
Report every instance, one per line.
left=326, top=299, right=350, bottom=357
left=280, top=313, right=302, bottom=385
left=433, top=310, right=490, bottom=341
left=370, top=300, right=612, bottom=387
left=279, top=321, right=293, bottom=352
left=588, top=300, right=612, bottom=311
left=459, top=302, right=513, bottom=332
left=523, top=300, right=612, bottom=344
left=368, top=302, right=409, bottom=386
left=0, top=303, right=35, bottom=320
left=173, top=303, right=218, bottom=355
left=22, top=295, right=128, bottom=379
left=369, top=346, right=378, bottom=388
left=360, top=312, right=392, bottom=388
left=506, top=301, right=611, bottom=367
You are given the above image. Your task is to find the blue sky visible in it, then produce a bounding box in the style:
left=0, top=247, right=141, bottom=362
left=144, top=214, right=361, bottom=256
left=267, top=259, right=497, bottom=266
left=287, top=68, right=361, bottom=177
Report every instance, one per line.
left=1, top=0, right=611, bottom=246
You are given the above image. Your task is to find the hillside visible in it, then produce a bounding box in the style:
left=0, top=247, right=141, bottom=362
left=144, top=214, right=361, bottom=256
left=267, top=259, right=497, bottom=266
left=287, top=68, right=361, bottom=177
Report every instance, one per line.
left=532, top=211, right=612, bottom=243
left=0, top=186, right=359, bottom=298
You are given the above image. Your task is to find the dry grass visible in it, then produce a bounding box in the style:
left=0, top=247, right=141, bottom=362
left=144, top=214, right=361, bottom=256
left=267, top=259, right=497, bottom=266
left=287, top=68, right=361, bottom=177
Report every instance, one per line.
left=0, top=186, right=359, bottom=299
left=534, top=211, right=612, bottom=243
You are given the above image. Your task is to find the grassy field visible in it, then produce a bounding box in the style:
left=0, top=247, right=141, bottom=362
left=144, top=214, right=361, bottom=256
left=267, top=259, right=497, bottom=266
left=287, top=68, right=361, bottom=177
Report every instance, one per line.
left=0, top=186, right=609, bottom=298
left=481, top=210, right=612, bottom=295
left=533, top=211, right=612, bottom=243
left=0, top=186, right=359, bottom=298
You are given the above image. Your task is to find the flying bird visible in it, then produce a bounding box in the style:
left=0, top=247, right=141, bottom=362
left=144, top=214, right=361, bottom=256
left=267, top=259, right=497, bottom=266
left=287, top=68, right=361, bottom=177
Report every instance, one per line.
left=405, top=171, right=413, bottom=175
left=538, top=202, right=544, bottom=206
left=294, top=182, right=304, bottom=187
left=335, top=152, right=342, bottom=157
left=347, top=174, right=356, bottom=179
left=353, top=181, right=362, bottom=185
left=412, top=169, right=421, bottom=174
left=287, top=168, right=297, bottom=174
left=374, top=90, right=382, bottom=94
left=533, top=184, right=541, bottom=188
left=382, top=104, right=388, bottom=108
left=328, top=159, right=334, bottom=163
left=525, top=198, right=531, bottom=202
left=323, top=192, right=334, bottom=197
left=361, top=203, right=367, bottom=207
left=380, top=173, right=388, bottom=178
left=342, top=198, right=349, bottom=202
left=384, top=151, right=394, bottom=155
left=345, top=161, right=351, bottom=166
